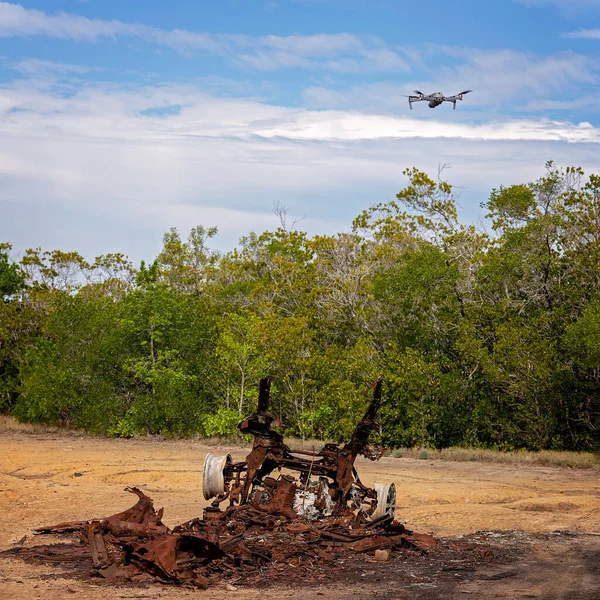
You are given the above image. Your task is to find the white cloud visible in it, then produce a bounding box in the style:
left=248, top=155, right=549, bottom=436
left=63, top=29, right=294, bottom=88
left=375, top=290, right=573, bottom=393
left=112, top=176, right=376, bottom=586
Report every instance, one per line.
left=0, top=2, right=218, bottom=49
left=437, top=48, right=596, bottom=97
left=13, top=57, right=97, bottom=74
left=251, top=111, right=600, bottom=143
left=0, top=3, right=409, bottom=72
left=234, top=46, right=409, bottom=73
left=516, top=0, right=600, bottom=11
left=517, top=0, right=599, bottom=6
left=521, top=95, right=600, bottom=111
left=4, top=76, right=599, bottom=144
left=259, top=33, right=363, bottom=56
left=563, top=28, right=600, bottom=39
left=304, top=46, right=599, bottom=114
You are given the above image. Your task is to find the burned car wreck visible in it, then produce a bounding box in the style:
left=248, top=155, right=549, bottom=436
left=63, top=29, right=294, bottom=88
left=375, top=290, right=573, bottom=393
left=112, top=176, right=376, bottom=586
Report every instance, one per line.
left=203, top=378, right=396, bottom=524
left=25, top=379, right=436, bottom=588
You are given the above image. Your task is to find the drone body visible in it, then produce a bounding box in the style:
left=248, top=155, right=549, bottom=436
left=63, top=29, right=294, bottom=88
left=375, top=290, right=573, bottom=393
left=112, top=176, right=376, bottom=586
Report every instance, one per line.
left=408, top=90, right=472, bottom=110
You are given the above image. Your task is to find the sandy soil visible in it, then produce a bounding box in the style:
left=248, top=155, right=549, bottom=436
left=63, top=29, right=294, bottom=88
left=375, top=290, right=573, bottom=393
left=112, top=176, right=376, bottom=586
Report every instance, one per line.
left=1, top=431, right=599, bottom=599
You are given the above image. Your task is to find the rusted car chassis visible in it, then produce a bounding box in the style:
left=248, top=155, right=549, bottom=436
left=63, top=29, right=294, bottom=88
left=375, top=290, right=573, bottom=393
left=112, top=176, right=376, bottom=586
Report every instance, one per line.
left=203, top=378, right=396, bottom=523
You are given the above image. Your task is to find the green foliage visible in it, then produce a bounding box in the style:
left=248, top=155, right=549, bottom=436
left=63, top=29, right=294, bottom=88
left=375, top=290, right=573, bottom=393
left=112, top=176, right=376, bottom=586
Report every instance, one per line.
left=15, top=293, right=132, bottom=431
left=0, top=301, right=38, bottom=410
left=3, top=163, right=599, bottom=450
left=0, top=244, right=26, bottom=299
left=486, top=184, right=535, bottom=227
left=121, top=349, right=199, bottom=435
left=136, top=259, right=159, bottom=287
left=215, top=312, right=267, bottom=415
left=15, top=280, right=218, bottom=435
left=565, top=301, right=600, bottom=370
left=202, top=407, right=242, bottom=437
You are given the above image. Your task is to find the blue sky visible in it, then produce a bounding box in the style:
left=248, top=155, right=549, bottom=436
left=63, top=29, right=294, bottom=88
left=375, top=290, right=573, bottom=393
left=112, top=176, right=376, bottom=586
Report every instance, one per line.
left=2, top=0, right=600, bottom=262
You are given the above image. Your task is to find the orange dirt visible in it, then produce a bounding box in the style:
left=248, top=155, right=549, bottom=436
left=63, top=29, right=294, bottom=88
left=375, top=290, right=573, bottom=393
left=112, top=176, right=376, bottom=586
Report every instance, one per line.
left=1, top=431, right=599, bottom=599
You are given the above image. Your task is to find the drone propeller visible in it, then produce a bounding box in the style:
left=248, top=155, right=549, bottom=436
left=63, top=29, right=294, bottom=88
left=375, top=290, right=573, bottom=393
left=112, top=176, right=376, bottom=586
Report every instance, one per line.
left=458, top=90, right=472, bottom=96
left=413, top=90, right=424, bottom=96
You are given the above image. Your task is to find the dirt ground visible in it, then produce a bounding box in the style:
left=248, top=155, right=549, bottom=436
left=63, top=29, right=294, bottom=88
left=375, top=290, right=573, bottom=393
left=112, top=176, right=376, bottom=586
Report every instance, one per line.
left=0, top=431, right=599, bottom=599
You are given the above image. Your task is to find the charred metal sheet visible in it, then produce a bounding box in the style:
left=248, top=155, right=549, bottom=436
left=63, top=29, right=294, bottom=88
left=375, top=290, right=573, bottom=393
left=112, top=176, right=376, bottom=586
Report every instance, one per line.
left=31, top=484, right=435, bottom=588
left=103, top=486, right=164, bottom=526
left=129, top=533, right=224, bottom=586
left=34, top=486, right=166, bottom=536
left=251, top=475, right=298, bottom=520
left=86, top=522, right=110, bottom=567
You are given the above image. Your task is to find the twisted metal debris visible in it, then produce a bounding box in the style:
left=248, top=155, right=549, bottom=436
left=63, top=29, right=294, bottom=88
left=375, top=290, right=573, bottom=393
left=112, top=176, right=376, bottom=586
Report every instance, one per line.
left=32, top=379, right=437, bottom=588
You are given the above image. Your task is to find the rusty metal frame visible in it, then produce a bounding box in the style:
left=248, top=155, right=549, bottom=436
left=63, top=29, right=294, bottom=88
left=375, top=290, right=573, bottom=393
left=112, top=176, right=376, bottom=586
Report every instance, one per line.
left=210, top=378, right=387, bottom=520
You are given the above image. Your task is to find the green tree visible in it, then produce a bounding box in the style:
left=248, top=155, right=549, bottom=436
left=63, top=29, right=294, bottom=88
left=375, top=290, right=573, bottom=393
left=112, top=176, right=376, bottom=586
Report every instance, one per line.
left=0, top=243, right=26, bottom=300
left=215, top=312, right=266, bottom=415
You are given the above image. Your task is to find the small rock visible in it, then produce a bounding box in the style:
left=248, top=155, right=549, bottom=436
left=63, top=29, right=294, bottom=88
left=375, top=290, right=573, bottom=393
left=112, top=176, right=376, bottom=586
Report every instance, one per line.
left=226, top=584, right=238, bottom=591
left=374, top=549, right=390, bottom=562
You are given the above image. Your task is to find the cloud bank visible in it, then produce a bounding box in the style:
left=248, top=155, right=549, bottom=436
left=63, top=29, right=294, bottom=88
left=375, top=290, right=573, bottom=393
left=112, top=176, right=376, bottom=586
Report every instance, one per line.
left=2, top=75, right=600, bottom=262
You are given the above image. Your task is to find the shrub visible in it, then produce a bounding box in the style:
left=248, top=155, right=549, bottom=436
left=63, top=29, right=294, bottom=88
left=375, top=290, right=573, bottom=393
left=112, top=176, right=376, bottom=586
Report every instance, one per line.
left=202, top=407, right=241, bottom=437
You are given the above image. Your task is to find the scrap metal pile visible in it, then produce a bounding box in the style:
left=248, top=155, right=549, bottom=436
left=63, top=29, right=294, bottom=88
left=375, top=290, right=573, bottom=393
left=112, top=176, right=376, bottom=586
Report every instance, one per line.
left=33, top=379, right=436, bottom=588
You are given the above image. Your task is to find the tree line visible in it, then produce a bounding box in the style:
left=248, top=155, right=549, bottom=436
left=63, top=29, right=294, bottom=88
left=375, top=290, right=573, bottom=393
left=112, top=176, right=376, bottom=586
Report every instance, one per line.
left=1, top=163, right=599, bottom=450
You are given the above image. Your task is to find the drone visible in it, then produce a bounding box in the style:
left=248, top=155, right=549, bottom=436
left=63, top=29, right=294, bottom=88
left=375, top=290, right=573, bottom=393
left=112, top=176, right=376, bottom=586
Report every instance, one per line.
left=406, top=90, right=472, bottom=110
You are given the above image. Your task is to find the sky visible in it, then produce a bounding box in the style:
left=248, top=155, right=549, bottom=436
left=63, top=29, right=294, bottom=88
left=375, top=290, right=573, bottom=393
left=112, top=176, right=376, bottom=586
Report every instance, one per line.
left=2, top=0, right=600, bottom=263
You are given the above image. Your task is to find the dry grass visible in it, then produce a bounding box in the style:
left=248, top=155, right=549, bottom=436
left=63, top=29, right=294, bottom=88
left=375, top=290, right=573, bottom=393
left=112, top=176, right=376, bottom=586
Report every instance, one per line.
left=187, top=434, right=251, bottom=448
left=197, top=438, right=600, bottom=469
left=284, top=437, right=335, bottom=452
left=1, top=415, right=597, bottom=470
left=0, top=415, right=65, bottom=435
left=390, top=446, right=600, bottom=469
left=189, top=436, right=334, bottom=452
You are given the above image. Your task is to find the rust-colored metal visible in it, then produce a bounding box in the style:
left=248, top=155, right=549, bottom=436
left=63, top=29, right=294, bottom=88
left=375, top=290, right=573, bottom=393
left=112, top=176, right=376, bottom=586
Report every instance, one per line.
left=251, top=475, right=298, bottom=520
left=129, top=533, right=224, bottom=585
left=35, top=486, right=167, bottom=537
left=229, top=378, right=387, bottom=519
left=30, top=379, right=436, bottom=588
left=86, top=522, right=110, bottom=567
left=31, top=484, right=435, bottom=588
